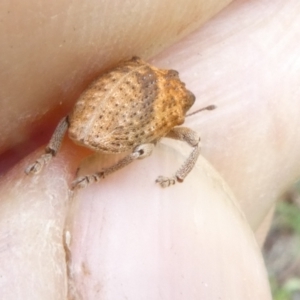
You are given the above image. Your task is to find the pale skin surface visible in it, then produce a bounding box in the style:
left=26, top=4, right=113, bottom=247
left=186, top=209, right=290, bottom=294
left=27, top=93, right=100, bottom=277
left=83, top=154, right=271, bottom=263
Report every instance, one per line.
left=1, top=0, right=300, bottom=299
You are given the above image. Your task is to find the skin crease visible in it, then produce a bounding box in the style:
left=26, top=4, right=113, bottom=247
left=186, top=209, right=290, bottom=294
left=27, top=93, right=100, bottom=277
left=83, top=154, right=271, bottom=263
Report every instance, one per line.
left=1, top=0, right=300, bottom=299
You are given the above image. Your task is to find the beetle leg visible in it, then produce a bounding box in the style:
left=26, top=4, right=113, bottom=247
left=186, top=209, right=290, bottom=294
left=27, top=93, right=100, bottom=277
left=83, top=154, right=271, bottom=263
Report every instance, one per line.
left=156, top=127, right=200, bottom=188
left=25, top=116, right=69, bottom=175
left=72, top=143, right=155, bottom=190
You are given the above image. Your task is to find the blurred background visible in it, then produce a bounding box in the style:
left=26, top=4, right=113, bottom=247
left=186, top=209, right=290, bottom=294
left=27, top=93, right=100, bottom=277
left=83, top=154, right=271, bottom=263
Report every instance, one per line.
left=263, top=181, right=300, bottom=300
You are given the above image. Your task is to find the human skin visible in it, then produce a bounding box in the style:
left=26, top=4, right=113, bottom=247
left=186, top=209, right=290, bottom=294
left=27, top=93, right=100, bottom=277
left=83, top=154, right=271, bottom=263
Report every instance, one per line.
left=1, top=0, right=300, bottom=299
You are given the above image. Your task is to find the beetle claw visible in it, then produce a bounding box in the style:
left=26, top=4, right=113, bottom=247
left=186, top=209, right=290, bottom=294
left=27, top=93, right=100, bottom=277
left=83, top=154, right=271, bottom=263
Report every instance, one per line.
left=156, top=176, right=176, bottom=188
left=25, top=153, right=53, bottom=175
left=72, top=172, right=104, bottom=190
left=25, top=162, right=41, bottom=175
left=71, top=176, right=89, bottom=190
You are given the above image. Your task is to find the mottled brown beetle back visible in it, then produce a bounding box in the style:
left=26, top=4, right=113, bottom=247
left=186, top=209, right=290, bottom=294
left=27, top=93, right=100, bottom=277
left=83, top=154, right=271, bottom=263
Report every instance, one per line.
left=68, top=57, right=195, bottom=153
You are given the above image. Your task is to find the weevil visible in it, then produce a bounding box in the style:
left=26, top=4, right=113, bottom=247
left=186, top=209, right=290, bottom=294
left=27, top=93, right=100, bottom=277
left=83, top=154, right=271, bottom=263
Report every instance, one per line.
left=25, top=56, right=215, bottom=189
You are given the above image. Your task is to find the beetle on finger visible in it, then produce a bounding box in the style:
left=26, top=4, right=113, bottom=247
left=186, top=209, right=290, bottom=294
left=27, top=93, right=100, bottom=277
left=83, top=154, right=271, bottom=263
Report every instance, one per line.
left=25, top=56, right=215, bottom=189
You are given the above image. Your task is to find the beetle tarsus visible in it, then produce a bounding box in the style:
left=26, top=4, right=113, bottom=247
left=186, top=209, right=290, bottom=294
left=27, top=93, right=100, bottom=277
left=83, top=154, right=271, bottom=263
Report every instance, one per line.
left=71, top=173, right=104, bottom=190
left=156, top=176, right=176, bottom=188
left=25, top=153, right=53, bottom=175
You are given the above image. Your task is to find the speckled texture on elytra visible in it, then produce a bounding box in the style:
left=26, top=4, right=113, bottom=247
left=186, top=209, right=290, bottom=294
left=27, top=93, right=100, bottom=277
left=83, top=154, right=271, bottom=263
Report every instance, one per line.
left=68, top=57, right=195, bottom=153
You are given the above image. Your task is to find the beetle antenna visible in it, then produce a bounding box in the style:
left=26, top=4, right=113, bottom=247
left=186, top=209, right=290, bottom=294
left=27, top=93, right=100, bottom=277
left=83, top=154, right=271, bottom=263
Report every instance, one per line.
left=186, top=105, right=216, bottom=117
